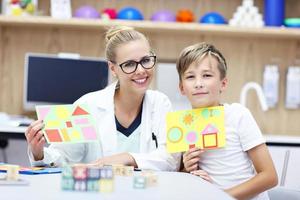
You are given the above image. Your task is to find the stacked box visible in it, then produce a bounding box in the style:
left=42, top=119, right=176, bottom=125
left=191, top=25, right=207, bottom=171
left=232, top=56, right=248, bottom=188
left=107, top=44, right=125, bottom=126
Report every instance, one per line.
left=61, top=165, right=114, bottom=192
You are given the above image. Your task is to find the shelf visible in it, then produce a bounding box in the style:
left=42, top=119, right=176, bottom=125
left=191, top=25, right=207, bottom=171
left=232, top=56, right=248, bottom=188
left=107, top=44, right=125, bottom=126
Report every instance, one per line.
left=1, top=15, right=300, bottom=39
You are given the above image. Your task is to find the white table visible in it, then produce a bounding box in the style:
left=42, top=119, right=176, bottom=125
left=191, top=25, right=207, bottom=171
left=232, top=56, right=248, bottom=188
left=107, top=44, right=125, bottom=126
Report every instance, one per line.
left=0, top=171, right=234, bottom=200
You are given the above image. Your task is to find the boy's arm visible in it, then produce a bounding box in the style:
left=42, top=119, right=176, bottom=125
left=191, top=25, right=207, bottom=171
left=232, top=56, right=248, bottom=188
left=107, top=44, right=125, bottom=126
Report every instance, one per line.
left=225, top=143, right=278, bottom=199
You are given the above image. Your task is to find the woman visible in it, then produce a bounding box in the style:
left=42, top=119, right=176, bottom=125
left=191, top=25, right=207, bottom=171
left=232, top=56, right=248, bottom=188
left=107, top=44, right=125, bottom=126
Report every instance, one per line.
left=25, top=26, right=179, bottom=171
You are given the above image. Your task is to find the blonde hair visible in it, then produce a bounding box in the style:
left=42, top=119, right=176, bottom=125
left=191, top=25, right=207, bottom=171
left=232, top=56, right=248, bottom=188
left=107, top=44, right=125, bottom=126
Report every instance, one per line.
left=176, top=42, right=227, bottom=81
left=105, top=26, right=150, bottom=62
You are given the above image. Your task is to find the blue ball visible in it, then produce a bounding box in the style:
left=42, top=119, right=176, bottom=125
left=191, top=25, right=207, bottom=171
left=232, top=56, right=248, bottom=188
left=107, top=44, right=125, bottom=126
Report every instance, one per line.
left=199, top=12, right=226, bottom=24
left=117, top=7, right=144, bottom=20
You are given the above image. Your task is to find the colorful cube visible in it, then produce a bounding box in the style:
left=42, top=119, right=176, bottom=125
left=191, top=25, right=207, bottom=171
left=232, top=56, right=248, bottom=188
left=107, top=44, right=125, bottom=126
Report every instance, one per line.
left=73, top=166, right=87, bottom=180
left=99, top=179, right=114, bottom=193
left=133, top=176, right=146, bottom=189
left=6, top=165, right=20, bottom=181
left=74, top=180, right=87, bottom=191
left=87, top=167, right=101, bottom=180
left=100, top=167, right=113, bottom=179
left=61, top=177, right=74, bottom=190
left=61, top=165, right=73, bottom=178
left=87, top=180, right=99, bottom=192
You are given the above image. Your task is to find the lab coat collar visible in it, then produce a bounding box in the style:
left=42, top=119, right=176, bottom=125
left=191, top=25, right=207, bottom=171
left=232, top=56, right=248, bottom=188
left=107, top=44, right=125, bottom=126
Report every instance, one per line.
left=95, top=81, right=118, bottom=110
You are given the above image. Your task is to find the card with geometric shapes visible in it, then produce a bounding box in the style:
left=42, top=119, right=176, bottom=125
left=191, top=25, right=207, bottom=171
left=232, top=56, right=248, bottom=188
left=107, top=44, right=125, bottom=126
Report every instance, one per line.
left=166, top=106, right=225, bottom=153
left=36, top=104, right=99, bottom=144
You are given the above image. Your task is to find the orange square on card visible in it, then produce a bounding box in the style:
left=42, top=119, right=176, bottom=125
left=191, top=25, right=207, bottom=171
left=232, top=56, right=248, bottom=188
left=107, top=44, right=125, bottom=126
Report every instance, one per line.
left=45, top=129, right=62, bottom=142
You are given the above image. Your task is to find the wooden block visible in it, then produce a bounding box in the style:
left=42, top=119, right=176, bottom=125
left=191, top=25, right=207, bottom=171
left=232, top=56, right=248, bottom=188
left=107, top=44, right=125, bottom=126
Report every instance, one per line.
left=87, top=167, right=101, bottom=180
left=61, top=177, right=74, bottom=191
left=145, top=174, right=158, bottom=187
left=6, top=165, right=19, bottom=181
left=73, top=165, right=87, bottom=180
left=99, top=179, right=114, bottom=193
left=140, top=171, right=158, bottom=187
left=74, top=180, right=87, bottom=191
left=87, top=179, right=99, bottom=192
left=61, top=165, right=73, bottom=178
left=133, top=176, right=146, bottom=189
left=123, top=166, right=134, bottom=176
left=100, top=167, right=113, bottom=179
left=111, top=164, right=124, bottom=176
left=112, top=165, right=133, bottom=176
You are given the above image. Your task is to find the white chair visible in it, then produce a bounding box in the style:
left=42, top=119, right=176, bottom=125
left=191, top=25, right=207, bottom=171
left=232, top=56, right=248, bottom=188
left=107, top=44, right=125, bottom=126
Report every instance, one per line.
left=268, top=146, right=288, bottom=185
left=268, top=186, right=300, bottom=200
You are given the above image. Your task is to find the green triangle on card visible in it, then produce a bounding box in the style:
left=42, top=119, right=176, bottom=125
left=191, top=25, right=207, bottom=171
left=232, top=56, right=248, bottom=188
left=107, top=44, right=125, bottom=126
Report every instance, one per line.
left=72, top=106, right=89, bottom=116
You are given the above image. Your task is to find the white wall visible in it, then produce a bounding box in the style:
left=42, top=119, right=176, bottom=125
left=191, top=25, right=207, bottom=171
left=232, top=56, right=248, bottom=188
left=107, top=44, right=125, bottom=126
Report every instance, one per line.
left=156, top=63, right=190, bottom=110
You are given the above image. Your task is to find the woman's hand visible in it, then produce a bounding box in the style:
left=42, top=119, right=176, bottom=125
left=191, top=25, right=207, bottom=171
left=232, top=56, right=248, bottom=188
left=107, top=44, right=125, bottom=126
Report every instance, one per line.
left=88, top=153, right=138, bottom=168
left=25, top=120, right=45, bottom=161
left=88, top=159, right=105, bottom=167
left=182, top=147, right=204, bottom=172
left=191, top=169, right=213, bottom=183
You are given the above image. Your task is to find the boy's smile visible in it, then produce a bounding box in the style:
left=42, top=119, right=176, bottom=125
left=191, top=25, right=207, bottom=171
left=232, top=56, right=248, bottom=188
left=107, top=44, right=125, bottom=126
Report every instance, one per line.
left=179, top=55, right=227, bottom=109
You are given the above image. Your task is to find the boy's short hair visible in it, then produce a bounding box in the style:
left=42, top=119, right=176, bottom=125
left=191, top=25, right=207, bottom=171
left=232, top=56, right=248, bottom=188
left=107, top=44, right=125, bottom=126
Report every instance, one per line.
left=176, top=42, right=227, bottom=81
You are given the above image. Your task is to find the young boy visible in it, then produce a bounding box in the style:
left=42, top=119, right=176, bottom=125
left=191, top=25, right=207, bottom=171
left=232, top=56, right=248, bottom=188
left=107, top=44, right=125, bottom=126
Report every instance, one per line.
left=177, top=42, right=277, bottom=200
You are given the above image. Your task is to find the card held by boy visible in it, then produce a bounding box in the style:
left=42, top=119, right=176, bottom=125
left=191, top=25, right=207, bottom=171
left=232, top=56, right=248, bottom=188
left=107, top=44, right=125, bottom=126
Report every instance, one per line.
left=166, top=106, right=226, bottom=153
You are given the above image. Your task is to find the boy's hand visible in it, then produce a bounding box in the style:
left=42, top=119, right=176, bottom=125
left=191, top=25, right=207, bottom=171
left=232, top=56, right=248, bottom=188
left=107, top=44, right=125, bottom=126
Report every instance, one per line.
left=182, top=147, right=204, bottom=172
left=191, top=169, right=213, bottom=183
left=25, top=120, right=45, bottom=161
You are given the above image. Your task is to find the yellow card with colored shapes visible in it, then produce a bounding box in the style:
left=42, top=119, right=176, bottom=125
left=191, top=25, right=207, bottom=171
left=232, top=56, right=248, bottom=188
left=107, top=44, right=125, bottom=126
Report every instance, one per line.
left=166, top=106, right=225, bottom=153
left=36, top=104, right=99, bottom=144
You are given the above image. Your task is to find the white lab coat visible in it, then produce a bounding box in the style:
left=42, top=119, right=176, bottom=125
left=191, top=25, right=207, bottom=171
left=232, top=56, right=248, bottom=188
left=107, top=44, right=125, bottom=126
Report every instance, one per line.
left=29, top=82, right=180, bottom=171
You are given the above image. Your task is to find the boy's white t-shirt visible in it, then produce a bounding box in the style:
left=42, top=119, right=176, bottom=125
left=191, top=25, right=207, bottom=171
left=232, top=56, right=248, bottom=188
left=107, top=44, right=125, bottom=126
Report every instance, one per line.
left=199, top=103, right=269, bottom=200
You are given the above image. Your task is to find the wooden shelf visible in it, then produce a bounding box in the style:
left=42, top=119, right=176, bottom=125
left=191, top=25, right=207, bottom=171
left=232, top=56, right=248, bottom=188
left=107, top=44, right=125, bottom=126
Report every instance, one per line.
left=0, top=15, right=300, bottom=39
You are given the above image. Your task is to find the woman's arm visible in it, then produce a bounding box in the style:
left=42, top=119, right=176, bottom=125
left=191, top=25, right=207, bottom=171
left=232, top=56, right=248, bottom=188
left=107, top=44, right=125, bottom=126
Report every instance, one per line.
left=225, top=143, right=278, bottom=200
left=90, top=153, right=138, bottom=168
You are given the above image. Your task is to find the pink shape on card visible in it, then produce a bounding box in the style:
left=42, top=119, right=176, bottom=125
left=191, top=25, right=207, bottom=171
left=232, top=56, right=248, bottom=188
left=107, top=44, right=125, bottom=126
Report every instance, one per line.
left=82, top=126, right=97, bottom=140
left=202, top=124, right=218, bottom=135
left=37, top=107, right=51, bottom=120
left=186, top=131, right=197, bottom=143
left=74, top=118, right=89, bottom=125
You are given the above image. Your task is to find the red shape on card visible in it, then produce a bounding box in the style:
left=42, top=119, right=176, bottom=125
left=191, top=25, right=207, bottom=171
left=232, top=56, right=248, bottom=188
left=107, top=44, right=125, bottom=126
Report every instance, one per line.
left=45, top=129, right=62, bottom=142
left=72, top=106, right=89, bottom=116
left=66, top=121, right=72, bottom=128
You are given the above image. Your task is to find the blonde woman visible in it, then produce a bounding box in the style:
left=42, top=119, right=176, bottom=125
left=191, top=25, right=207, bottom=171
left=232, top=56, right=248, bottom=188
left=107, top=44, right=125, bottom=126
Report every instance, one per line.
left=25, top=26, right=179, bottom=171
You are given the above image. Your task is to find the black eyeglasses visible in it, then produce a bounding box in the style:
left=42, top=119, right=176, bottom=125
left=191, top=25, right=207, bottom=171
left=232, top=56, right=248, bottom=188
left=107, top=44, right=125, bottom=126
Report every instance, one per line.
left=115, top=55, right=156, bottom=74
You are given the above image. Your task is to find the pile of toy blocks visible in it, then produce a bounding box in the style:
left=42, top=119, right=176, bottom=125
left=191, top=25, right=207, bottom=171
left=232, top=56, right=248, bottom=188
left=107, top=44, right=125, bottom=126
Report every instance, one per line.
left=61, top=164, right=114, bottom=192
